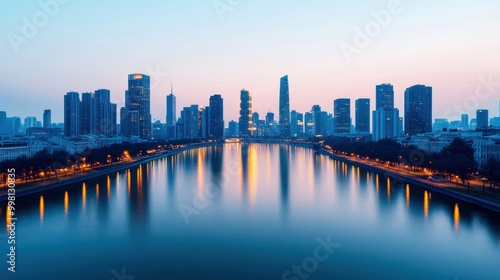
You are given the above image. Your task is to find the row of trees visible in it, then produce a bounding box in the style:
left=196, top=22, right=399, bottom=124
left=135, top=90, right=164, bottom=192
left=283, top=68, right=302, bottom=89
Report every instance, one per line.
left=0, top=139, right=206, bottom=184
left=322, top=137, right=499, bottom=190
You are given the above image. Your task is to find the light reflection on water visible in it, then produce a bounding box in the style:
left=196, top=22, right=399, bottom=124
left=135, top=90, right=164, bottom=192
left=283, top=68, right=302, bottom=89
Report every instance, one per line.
left=0, top=143, right=499, bottom=279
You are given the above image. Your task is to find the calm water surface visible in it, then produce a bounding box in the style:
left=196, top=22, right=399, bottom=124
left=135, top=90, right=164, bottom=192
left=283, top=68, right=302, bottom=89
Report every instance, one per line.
left=1, top=144, right=500, bottom=279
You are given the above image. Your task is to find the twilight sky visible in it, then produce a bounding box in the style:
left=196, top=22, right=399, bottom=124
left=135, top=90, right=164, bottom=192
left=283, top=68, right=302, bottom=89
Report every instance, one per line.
left=1, top=0, right=500, bottom=124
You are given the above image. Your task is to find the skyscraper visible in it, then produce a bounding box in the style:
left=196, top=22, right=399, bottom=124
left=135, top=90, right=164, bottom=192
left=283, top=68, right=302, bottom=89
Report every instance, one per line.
left=279, top=75, right=291, bottom=138
left=373, top=84, right=400, bottom=141
left=81, top=92, right=95, bottom=134
left=94, top=89, right=116, bottom=137
left=404, top=85, right=432, bottom=136
left=42, top=110, right=51, bottom=129
left=122, top=74, right=151, bottom=139
left=334, top=98, right=351, bottom=134
left=461, top=114, right=469, bottom=130
left=0, top=111, right=6, bottom=136
left=355, top=98, right=370, bottom=133
left=476, top=109, right=489, bottom=129
left=180, top=105, right=199, bottom=139
left=166, top=87, right=176, bottom=126
left=239, top=89, right=252, bottom=137
left=290, top=110, right=298, bottom=137
left=64, top=92, right=81, bottom=137
left=209, top=94, right=224, bottom=139
left=376, top=84, right=394, bottom=110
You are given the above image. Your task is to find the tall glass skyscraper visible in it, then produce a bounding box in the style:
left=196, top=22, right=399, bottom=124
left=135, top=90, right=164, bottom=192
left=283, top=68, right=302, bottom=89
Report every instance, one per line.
left=355, top=98, right=370, bottom=133
left=239, top=89, right=252, bottom=137
left=209, top=94, right=224, bottom=139
left=376, top=84, right=394, bottom=109
left=373, top=84, right=400, bottom=141
left=334, top=98, right=351, bottom=134
left=279, top=75, right=291, bottom=138
left=404, top=85, right=432, bottom=136
left=64, top=92, right=81, bottom=137
left=122, top=74, right=151, bottom=139
left=43, top=109, right=51, bottom=129
left=476, top=109, right=489, bottom=129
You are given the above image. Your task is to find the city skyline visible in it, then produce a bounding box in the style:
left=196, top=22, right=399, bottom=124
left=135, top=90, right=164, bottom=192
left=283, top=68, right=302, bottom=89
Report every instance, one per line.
left=1, top=1, right=500, bottom=123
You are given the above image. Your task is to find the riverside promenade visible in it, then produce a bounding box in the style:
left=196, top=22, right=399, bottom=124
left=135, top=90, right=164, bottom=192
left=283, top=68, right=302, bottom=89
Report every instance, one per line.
left=0, top=143, right=214, bottom=202
left=318, top=148, right=500, bottom=213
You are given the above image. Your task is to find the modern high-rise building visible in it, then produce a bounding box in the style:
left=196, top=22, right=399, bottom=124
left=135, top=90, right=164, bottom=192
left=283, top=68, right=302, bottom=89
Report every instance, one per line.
left=0, top=111, right=6, bottom=136
left=122, top=74, right=151, bottom=139
left=279, top=75, right=290, bottom=138
left=6, top=117, right=21, bottom=136
left=201, top=106, right=211, bottom=139
left=290, top=110, right=299, bottom=137
left=166, top=87, right=176, bottom=126
left=227, top=121, right=238, bottom=137
left=461, top=114, right=469, bottom=130
left=64, top=92, right=81, bottom=137
left=209, top=94, right=224, bottom=139
left=476, top=109, right=489, bottom=129
left=94, top=89, right=116, bottom=137
left=265, top=112, right=277, bottom=137
left=180, top=105, right=199, bottom=139
left=355, top=98, right=370, bottom=133
left=334, top=98, right=351, bottom=134
left=376, top=84, right=394, bottom=110
left=404, top=85, right=432, bottom=136
left=43, top=110, right=51, bottom=129
left=305, top=112, right=314, bottom=137
left=373, top=108, right=400, bottom=141
left=81, top=92, right=95, bottom=134
left=373, top=84, right=400, bottom=140
left=239, top=89, right=252, bottom=137
left=311, top=105, right=322, bottom=136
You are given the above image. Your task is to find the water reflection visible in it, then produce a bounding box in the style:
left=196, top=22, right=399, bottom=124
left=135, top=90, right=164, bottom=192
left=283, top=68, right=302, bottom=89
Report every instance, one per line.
left=82, top=183, right=87, bottom=210
left=39, top=196, right=44, bottom=224
left=406, top=184, right=410, bottom=208
left=454, top=204, right=460, bottom=231
left=64, top=191, right=69, bottom=216
left=424, top=191, right=429, bottom=220
left=279, top=145, right=290, bottom=216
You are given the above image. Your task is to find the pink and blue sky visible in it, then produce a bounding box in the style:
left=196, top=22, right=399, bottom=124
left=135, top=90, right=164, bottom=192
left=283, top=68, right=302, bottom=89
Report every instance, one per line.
left=1, top=0, right=499, bottom=123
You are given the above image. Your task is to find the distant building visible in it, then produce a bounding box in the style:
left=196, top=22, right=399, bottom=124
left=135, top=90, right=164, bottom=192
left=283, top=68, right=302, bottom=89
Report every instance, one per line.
left=305, top=112, right=314, bottom=137
left=373, top=84, right=400, bottom=141
left=355, top=98, right=370, bottom=133
left=404, top=84, right=432, bottom=136
left=279, top=75, right=291, bottom=138
left=227, top=121, right=238, bottom=137
left=209, top=94, right=224, bottom=139
left=166, top=87, right=176, bottom=139
left=239, top=89, right=252, bottom=137
left=64, top=92, right=81, bottom=137
left=476, top=109, right=489, bottom=129
left=43, top=110, right=51, bottom=129
left=334, top=99, right=350, bottom=134
left=461, top=114, right=469, bottom=130
left=433, top=119, right=449, bottom=131
left=180, top=105, right=199, bottom=139
left=0, top=111, right=6, bottom=136
left=122, top=74, right=151, bottom=139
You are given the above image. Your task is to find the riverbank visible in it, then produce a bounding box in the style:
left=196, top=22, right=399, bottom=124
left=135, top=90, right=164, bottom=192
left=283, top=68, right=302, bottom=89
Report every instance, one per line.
left=0, top=143, right=217, bottom=202
left=318, top=148, right=500, bottom=213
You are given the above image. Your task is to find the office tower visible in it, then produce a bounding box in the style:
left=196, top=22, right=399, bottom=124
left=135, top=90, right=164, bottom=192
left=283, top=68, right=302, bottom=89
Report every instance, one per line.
left=279, top=75, right=291, bottom=138
left=81, top=92, right=95, bottom=134
left=305, top=112, right=314, bottom=137
left=24, top=117, right=37, bottom=129
left=123, top=74, right=151, bottom=139
left=43, top=110, right=51, bottom=129
left=296, top=112, right=304, bottom=136
left=476, top=109, right=489, bottom=129
left=166, top=87, right=176, bottom=126
left=6, top=117, right=21, bottom=136
left=228, top=121, right=238, bottom=137
left=201, top=106, right=211, bottom=139
left=265, top=112, right=276, bottom=137
left=461, top=114, right=469, bottom=130
left=311, top=105, right=322, bottom=136
left=404, top=84, right=432, bottom=136
left=209, top=94, right=224, bottom=139
left=290, top=110, right=298, bottom=137
left=94, top=89, right=116, bottom=137
left=64, top=92, right=81, bottom=137
left=239, top=89, right=252, bottom=137
left=373, top=84, right=400, bottom=141
left=180, top=105, right=199, bottom=139
left=373, top=108, right=400, bottom=141
left=0, top=111, right=6, bottom=136
left=355, top=98, right=370, bottom=133
left=376, top=84, right=394, bottom=109
left=334, top=98, right=351, bottom=134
